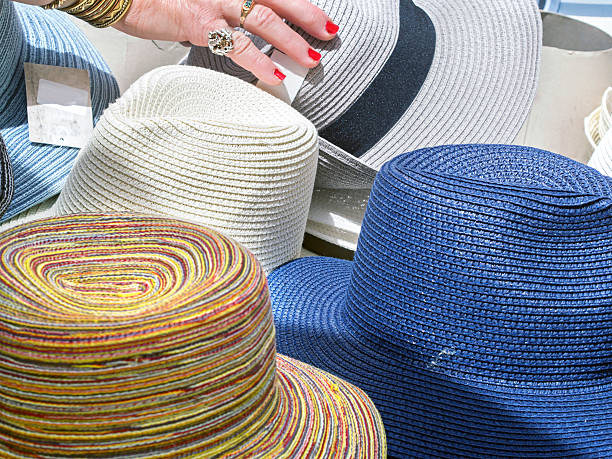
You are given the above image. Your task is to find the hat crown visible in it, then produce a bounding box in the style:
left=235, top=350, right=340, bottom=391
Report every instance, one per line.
left=0, top=0, right=26, bottom=115
left=346, top=145, right=612, bottom=387
left=0, top=215, right=281, bottom=454
left=56, top=66, right=318, bottom=273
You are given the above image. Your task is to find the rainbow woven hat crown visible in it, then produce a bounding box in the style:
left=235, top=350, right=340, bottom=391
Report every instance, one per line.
left=268, top=144, right=612, bottom=457
left=0, top=214, right=385, bottom=458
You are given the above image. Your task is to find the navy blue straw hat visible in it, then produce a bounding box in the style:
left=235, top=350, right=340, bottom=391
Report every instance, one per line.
left=0, top=0, right=118, bottom=221
left=268, top=144, right=612, bottom=457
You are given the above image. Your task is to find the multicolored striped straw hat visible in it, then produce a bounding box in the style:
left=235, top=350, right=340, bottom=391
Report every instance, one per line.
left=0, top=214, right=386, bottom=458
left=0, top=135, right=13, bottom=219
left=0, top=0, right=118, bottom=222
left=268, top=144, right=612, bottom=457
left=54, top=65, right=318, bottom=273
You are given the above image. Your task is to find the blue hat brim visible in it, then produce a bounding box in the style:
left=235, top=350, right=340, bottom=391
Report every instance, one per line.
left=0, top=3, right=118, bottom=221
left=268, top=256, right=612, bottom=457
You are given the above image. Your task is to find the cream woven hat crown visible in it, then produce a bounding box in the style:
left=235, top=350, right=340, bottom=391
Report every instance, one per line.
left=54, top=66, right=318, bottom=272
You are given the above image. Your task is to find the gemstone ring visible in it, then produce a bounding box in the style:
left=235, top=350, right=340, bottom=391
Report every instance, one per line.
left=208, top=28, right=234, bottom=56
left=240, top=0, right=256, bottom=28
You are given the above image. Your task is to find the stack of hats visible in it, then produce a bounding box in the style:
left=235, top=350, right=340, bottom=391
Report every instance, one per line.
left=0, top=214, right=386, bottom=457
left=53, top=65, right=318, bottom=273
left=1, top=0, right=611, bottom=456
left=0, top=0, right=119, bottom=222
left=267, top=144, right=612, bottom=457
left=186, top=0, right=543, bottom=252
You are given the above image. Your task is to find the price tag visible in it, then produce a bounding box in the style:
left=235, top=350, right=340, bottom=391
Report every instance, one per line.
left=256, top=50, right=309, bottom=104
left=24, top=63, right=93, bottom=149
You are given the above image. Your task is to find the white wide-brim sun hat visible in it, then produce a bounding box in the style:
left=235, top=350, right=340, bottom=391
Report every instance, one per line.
left=309, top=10, right=612, bottom=255
left=53, top=66, right=318, bottom=273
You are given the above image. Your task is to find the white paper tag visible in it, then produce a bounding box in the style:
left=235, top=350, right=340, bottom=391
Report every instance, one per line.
left=37, top=79, right=89, bottom=107
left=256, top=50, right=309, bottom=105
left=24, top=63, right=93, bottom=149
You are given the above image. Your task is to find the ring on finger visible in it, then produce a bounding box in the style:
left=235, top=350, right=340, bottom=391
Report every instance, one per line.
left=208, top=28, right=234, bottom=56
left=240, top=0, right=256, bottom=28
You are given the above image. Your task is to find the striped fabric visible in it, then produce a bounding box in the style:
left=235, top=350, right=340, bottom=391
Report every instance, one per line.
left=0, top=0, right=119, bottom=222
left=0, top=214, right=385, bottom=458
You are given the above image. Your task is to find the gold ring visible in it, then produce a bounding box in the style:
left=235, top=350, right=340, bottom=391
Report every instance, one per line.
left=240, top=0, right=255, bottom=28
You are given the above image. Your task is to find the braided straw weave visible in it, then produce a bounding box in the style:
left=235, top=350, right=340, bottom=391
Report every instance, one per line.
left=585, top=87, right=612, bottom=149
left=588, top=88, right=612, bottom=176
left=54, top=66, right=318, bottom=273
left=0, top=214, right=385, bottom=458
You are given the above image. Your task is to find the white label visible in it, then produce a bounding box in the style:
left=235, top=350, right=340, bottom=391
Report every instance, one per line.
left=37, top=79, right=89, bottom=107
left=256, top=50, right=309, bottom=104
left=24, top=63, right=93, bottom=149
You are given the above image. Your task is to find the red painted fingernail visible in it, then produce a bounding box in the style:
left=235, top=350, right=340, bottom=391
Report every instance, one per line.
left=274, top=69, right=286, bottom=81
left=326, top=21, right=339, bottom=34
left=308, top=48, right=321, bottom=61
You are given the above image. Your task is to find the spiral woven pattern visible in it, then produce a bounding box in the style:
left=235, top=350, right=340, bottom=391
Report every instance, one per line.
left=269, top=144, right=612, bottom=457
left=55, top=66, right=318, bottom=273
left=0, top=214, right=385, bottom=458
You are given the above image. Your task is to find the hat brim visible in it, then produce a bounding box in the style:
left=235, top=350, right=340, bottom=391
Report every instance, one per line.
left=304, top=187, right=368, bottom=254
left=313, top=0, right=541, bottom=189
left=0, top=4, right=118, bottom=222
left=255, top=354, right=387, bottom=458
left=268, top=257, right=612, bottom=457
left=0, top=351, right=386, bottom=457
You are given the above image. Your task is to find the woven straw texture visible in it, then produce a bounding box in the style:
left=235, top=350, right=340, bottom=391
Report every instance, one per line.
left=0, top=135, right=13, bottom=219
left=0, top=195, right=55, bottom=232
left=54, top=66, right=318, bottom=273
left=0, top=0, right=119, bottom=222
left=0, top=214, right=386, bottom=458
left=187, top=0, right=541, bottom=189
left=586, top=86, right=611, bottom=146
left=269, top=144, right=612, bottom=457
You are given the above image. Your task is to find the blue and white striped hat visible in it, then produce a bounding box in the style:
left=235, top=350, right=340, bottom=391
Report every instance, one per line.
left=0, top=0, right=118, bottom=221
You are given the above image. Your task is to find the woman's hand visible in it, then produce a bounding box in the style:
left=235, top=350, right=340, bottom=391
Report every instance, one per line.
left=113, top=0, right=338, bottom=85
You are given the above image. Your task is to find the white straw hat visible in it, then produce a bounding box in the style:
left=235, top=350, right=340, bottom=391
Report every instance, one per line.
left=587, top=87, right=612, bottom=176
left=54, top=66, right=318, bottom=272
left=308, top=10, right=612, bottom=255
left=585, top=87, right=612, bottom=149
left=187, top=0, right=541, bottom=189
